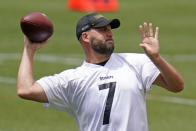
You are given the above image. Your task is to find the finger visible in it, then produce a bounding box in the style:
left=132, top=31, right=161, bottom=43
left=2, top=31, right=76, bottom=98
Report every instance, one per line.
left=144, top=22, right=148, bottom=37
left=24, top=36, right=30, bottom=44
left=155, top=27, right=159, bottom=40
left=24, top=35, right=27, bottom=41
left=139, top=25, right=145, bottom=40
left=139, top=43, right=145, bottom=48
left=139, top=43, right=148, bottom=52
left=149, top=23, right=153, bottom=37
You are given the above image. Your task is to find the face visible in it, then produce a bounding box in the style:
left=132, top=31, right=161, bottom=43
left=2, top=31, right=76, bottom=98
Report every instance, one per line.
left=88, top=25, right=114, bottom=55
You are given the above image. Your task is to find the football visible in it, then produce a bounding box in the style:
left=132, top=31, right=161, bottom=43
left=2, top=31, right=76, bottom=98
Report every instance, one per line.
left=20, top=12, right=53, bottom=43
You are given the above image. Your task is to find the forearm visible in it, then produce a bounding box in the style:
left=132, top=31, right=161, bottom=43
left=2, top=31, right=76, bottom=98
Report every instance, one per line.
left=17, top=37, right=49, bottom=102
left=17, top=46, right=36, bottom=97
left=151, top=55, right=184, bottom=92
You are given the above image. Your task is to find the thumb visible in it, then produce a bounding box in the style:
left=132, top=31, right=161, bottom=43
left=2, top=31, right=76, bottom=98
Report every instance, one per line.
left=140, top=43, right=147, bottom=49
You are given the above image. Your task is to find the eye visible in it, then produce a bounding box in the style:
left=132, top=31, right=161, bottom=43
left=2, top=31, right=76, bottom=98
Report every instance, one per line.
left=98, top=27, right=107, bottom=32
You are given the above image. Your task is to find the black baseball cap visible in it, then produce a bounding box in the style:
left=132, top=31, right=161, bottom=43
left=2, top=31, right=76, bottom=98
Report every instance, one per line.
left=76, top=13, right=120, bottom=40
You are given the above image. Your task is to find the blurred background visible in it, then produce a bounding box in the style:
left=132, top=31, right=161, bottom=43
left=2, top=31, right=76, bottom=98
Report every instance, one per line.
left=0, top=0, right=196, bottom=130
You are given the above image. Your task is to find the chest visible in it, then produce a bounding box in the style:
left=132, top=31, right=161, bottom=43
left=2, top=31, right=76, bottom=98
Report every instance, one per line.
left=75, top=64, right=144, bottom=112
left=70, top=65, right=146, bottom=128
left=96, top=65, right=142, bottom=93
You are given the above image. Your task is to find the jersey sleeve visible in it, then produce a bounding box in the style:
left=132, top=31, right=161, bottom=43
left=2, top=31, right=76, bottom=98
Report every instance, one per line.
left=37, top=72, right=72, bottom=113
left=140, top=55, right=160, bottom=91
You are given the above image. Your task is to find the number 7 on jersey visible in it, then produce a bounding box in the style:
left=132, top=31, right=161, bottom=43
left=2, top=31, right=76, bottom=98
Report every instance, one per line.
left=99, top=82, right=116, bottom=125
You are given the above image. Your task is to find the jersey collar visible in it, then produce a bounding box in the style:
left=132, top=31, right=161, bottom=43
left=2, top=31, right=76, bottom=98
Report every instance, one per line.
left=82, top=53, right=114, bottom=68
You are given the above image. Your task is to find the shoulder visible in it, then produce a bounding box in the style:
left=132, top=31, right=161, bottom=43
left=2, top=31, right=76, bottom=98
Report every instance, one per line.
left=112, top=53, right=154, bottom=76
left=114, top=53, right=151, bottom=65
left=59, top=65, right=89, bottom=82
left=115, top=52, right=148, bottom=59
left=58, top=61, right=101, bottom=82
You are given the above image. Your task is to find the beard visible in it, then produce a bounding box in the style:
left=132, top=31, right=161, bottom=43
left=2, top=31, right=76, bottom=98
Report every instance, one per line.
left=90, top=37, right=114, bottom=55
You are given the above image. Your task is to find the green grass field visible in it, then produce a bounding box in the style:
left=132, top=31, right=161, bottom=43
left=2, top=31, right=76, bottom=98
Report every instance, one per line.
left=0, top=0, right=196, bottom=130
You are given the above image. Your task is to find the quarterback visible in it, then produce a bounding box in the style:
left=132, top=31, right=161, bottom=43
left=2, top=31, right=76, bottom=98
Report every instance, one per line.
left=17, top=13, right=184, bottom=131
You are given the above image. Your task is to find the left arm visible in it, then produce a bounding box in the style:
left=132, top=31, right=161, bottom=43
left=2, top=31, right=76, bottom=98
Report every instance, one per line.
left=139, top=23, right=184, bottom=92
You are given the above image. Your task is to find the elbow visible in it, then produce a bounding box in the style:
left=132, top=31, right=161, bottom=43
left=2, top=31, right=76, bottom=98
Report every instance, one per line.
left=17, top=89, right=26, bottom=99
left=17, top=84, right=24, bottom=98
left=177, top=80, right=184, bottom=92
left=17, top=82, right=28, bottom=99
left=178, top=83, right=184, bottom=92
left=173, top=81, right=184, bottom=93
left=17, top=87, right=31, bottom=99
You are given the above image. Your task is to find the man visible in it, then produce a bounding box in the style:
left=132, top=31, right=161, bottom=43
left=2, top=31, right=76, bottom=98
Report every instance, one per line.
left=17, top=13, right=184, bottom=131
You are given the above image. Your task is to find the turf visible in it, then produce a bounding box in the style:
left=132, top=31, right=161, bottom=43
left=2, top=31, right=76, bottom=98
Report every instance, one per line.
left=0, top=0, right=196, bottom=130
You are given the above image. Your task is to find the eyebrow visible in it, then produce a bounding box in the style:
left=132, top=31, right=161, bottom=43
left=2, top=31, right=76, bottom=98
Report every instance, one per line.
left=96, top=26, right=111, bottom=31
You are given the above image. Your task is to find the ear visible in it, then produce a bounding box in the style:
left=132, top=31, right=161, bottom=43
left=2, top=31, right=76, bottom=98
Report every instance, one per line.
left=81, top=32, right=90, bottom=43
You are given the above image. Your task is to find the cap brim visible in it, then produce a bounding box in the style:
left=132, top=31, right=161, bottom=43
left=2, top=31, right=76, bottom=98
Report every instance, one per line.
left=109, top=19, right=120, bottom=29
left=94, top=19, right=120, bottom=29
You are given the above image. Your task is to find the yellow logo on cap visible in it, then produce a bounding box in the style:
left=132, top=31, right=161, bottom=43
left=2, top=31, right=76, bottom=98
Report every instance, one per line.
left=94, top=14, right=104, bottom=19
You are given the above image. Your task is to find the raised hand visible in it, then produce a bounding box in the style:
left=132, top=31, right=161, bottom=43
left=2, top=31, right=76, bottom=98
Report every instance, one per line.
left=139, top=22, right=160, bottom=59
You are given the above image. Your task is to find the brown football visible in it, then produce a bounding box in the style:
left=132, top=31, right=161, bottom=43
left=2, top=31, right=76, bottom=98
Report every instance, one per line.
left=20, top=12, right=53, bottom=43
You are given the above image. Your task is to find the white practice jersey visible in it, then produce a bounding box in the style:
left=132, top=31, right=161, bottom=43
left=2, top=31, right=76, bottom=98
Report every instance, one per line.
left=37, top=53, right=160, bottom=131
